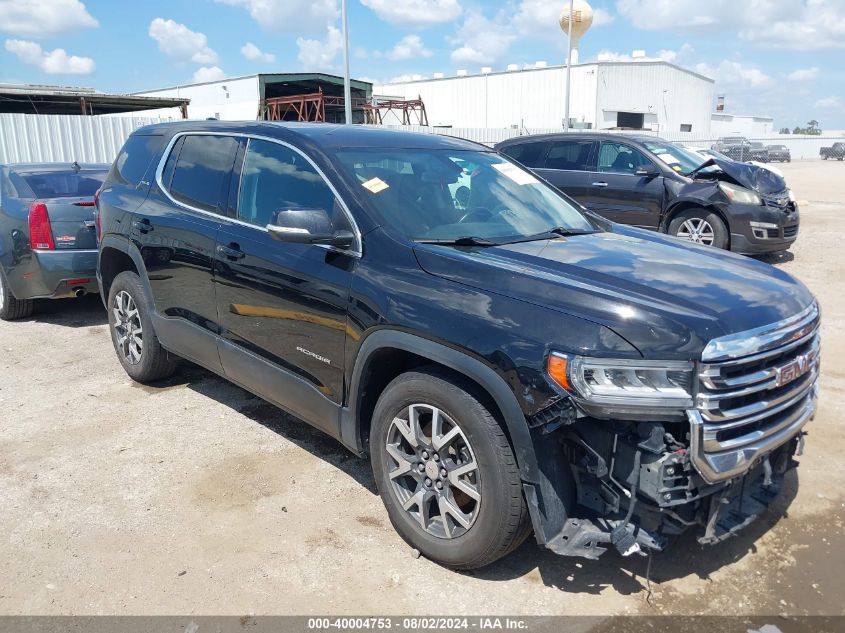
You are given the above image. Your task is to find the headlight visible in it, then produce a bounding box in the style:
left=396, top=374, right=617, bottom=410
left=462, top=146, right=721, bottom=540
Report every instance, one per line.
left=548, top=353, right=694, bottom=410
left=719, top=181, right=761, bottom=205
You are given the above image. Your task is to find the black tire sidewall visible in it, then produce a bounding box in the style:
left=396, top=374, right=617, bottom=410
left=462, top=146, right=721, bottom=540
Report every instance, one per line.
left=669, top=208, right=729, bottom=250
left=371, top=372, right=523, bottom=569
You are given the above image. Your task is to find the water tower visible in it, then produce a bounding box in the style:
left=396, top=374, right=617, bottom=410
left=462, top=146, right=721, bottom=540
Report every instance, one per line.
left=559, top=0, right=594, bottom=64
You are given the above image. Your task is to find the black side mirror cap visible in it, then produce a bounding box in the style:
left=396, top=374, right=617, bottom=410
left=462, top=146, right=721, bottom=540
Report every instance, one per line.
left=267, top=225, right=355, bottom=250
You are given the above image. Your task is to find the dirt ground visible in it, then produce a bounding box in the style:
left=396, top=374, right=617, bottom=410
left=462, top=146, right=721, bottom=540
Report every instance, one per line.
left=1, top=161, right=843, bottom=617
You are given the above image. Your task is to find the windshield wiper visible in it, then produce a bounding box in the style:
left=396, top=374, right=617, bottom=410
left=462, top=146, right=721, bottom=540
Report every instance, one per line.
left=501, top=227, right=598, bottom=244
left=415, top=236, right=499, bottom=247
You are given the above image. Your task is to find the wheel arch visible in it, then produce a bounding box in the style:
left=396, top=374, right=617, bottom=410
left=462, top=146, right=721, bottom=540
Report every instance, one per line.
left=98, top=236, right=151, bottom=305
left=343, top=330, right=540, bottom=485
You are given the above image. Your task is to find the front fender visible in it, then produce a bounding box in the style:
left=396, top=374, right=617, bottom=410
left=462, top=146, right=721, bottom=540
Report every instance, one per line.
left=343, top=328, right=576, bottom=545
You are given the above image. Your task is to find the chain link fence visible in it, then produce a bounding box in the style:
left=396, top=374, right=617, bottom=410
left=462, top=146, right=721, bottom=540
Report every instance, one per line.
left=375, top=125, right=845, bottom=161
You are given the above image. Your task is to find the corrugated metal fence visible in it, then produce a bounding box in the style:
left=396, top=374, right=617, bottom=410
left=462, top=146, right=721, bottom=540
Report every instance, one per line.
left=1, top=114, right=838, bottom=164
left=0, top=113, right=175, bottom=164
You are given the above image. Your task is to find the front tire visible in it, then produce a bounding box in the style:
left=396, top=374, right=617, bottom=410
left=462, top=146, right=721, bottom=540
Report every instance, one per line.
left=0, top=268, right=34, bottom=321
left=107, top=271, right=178, bottom=383
left=370, top=369, right=530, bottom=570
left=668, top=208, right=729, bottom=250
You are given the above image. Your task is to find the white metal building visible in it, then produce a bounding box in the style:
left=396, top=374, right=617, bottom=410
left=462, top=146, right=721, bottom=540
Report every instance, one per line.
left=710, top=113, right=776, bottom=139
left=375, top=60, right=714, bottom=135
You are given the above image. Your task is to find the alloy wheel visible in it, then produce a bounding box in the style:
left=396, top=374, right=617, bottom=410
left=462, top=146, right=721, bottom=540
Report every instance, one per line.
left=677, top=218, right=715, bottom=245
left=385, top=404, right=481, bottom=539
left=113, top=290, right=143, bottom=365
left=0, top=272, right=5, bottom=312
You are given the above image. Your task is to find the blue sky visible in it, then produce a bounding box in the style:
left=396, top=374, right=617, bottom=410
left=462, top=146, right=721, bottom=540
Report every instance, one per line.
left=1, top=0, right=844, bottom=129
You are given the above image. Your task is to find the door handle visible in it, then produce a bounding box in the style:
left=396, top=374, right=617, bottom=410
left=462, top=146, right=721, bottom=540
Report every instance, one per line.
left=217, top=243, right=245, bottom=261
left=133, top=218, right=153, bottom=233
left=591, top=182, right=609, bottom=187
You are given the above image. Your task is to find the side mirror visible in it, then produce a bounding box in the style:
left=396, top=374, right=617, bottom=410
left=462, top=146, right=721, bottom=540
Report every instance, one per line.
left=635, top=166, right=659, bottom=178
left=267, top=208, right=354, bottom=250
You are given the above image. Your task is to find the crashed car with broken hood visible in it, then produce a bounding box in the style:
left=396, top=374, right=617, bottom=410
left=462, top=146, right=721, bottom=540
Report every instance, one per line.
left=495, top=133, right=799, bottom=254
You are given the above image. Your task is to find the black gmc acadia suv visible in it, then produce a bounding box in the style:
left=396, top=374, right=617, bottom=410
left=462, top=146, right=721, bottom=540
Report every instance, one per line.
left=97, top=122, right=820, bottom=569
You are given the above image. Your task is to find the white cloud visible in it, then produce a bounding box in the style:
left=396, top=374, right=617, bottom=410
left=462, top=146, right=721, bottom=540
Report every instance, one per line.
left=296, top=25, right=343, bottom=71
left=616, top=0, right=767, bottom=31
left=616, top=0, right=845, bottom=51
left=5, top=38, right=94, bottom=74
left=0, top=0, right=98, bottom=38
left=386, top=35, right=432, bottom=61
left=695, top=59, right=773, bottom=88
left=192, top=66, right=226, bottom=83
left=815, top=96, right=844, bottom=111
left=449, top=9, right=516, bottom=65
left=360, top=0, right=461, bottom=27
left=241, top=42, right=275, bottom=63
left=787, top=67, right=820, bottom=82
left=149, top=18, right=218, bottom=64
left=656, top=43, right=693, bottom=63
left=592, top=7, right=614, bottom=26
left=217, top=0, right=338, bottom=35
left=740, top=0, right=845, bottom=50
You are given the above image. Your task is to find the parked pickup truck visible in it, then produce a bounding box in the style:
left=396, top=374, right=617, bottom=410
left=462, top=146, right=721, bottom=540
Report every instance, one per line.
left=820, top=142, right=845, bottom=160
left=97, top=122, right=820, bottom=569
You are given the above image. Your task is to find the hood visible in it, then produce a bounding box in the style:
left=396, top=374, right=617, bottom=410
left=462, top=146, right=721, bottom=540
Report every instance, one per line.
left=690, top=157, right=787, bottom=194
left=413, top=227, right=814, bottom=359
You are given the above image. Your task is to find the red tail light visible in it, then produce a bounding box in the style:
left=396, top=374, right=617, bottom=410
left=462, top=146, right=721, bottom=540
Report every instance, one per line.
left=28, top=203, right=55, bottom=250
left=73, top=200, right=96, bottom=207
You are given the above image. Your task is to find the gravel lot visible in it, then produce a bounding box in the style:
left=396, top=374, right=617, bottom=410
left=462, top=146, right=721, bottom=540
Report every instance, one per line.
left=1, top=161, right=843, bottom=617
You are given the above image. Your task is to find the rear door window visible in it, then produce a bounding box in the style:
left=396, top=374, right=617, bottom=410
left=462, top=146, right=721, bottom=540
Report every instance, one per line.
left=167, top=135, right=238, bottom=214
left=543, top=140, right=597, bottom=171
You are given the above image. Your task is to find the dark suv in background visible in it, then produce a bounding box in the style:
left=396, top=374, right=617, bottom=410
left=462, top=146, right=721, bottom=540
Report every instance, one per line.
left=97, top=121, right=819, bottom=569
left=495, top=133, right=799, bottom=254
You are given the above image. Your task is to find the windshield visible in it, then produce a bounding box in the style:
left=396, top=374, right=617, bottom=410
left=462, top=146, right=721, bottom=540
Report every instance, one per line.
left=333, top=149, right=596, bottom=242
left=643, top=142, right=706, bottom=174
left=19, top=170, right=106, bottom=198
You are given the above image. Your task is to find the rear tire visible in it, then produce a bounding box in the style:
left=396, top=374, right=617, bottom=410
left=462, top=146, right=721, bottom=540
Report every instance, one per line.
left=370, top=368, right=531, bottom=570
left=668, top=208, right=729, bottom=250
left=0, top=268, right=35, bottom=321
left=107, top=271, right=178, bottom=383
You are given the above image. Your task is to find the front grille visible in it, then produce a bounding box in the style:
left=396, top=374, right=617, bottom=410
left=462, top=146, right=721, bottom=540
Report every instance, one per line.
left=784, top=225, right=799, bottom=238
left=696, top=306, right=820, bottom=458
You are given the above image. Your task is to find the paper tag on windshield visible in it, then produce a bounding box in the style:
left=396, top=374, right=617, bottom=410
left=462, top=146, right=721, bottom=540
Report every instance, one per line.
left=492, top=162, right=539, bottom=185
left=362, top=177, right=389, bottom=193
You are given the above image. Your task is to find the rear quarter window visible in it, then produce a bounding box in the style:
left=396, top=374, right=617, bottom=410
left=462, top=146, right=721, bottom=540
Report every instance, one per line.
left=113, top=134, right=164, bottom=187
left=500, top=142, right=548, bottom=168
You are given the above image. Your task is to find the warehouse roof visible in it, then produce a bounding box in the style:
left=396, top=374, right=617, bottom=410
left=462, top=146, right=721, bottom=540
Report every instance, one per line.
left=0, top=83, right=189, bottom=116
left=379, top=60, right=715, bottom=85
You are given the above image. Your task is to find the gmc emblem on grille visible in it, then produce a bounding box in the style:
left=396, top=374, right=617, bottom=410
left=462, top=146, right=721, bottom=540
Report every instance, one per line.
left=775, top=353, right=814, bottom=387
